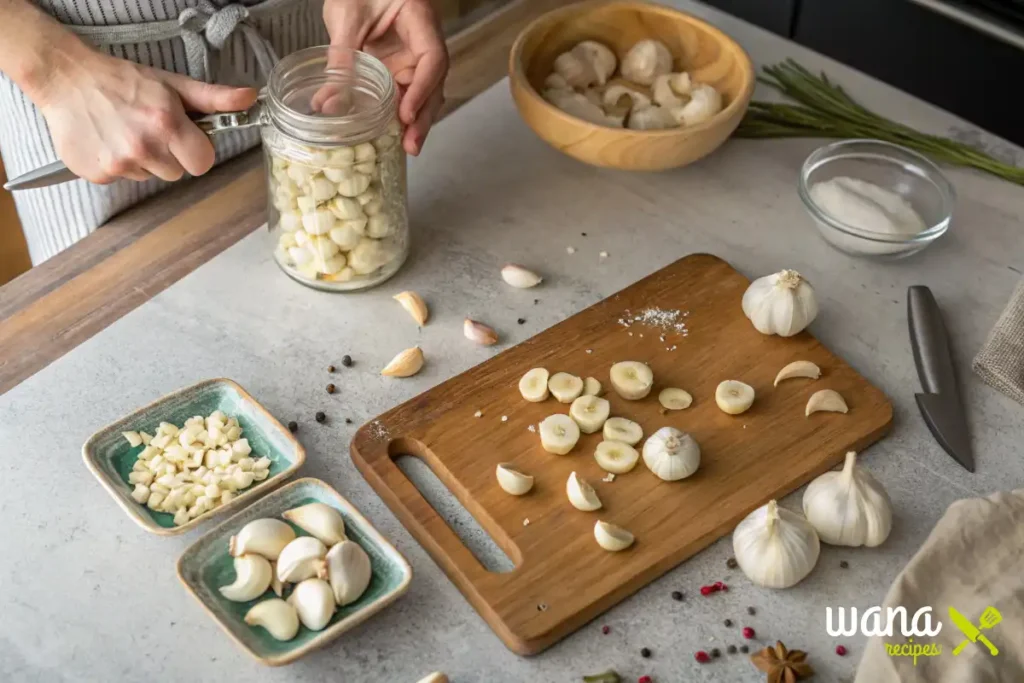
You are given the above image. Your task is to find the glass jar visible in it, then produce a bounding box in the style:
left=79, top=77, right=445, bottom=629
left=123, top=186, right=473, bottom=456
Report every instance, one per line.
left=261, top=47, right=408, bottom=291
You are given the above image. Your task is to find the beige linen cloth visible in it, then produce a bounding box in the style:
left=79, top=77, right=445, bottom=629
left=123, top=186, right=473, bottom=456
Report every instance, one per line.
left=974, top=278, right=1024, bottom=404
left=854, top=489, right=1024, bottom=682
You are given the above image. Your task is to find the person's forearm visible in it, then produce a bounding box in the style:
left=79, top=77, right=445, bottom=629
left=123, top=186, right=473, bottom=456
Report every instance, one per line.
left=0, top=0, right=93, bottom=105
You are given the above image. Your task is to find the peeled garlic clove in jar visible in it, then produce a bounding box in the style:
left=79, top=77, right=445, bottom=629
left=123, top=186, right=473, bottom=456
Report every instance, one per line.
left=715, top=380, right=755, bottom=415
left=805, top=389, right=848, bottom=416
left=594, top=520, right=634, bottom=552
left=567, top=471, right=602, bottom=511
left=496, top=464, right=534, bottom=496
left=326, top=539, right=373, bottom=606
left=282, top=503, right=346, bottom=546
left=518, top=367, right=550, bottom=402
left=276, top=536, right=329, bottom=583
left=501, top=264, right=543, bottom=289
left=774, top=360, right=822, bottom=386
left=244, top=598, right=300, bottom=641
left=229, top=518, right=296, bottom=560
left=219, top=554, right=274, bottom=602
left=393, top=291, right=429, bottom=326
left=287, top=578, right=336, bottom=631
left=609, top=361, right=654, bottom=400
left=381, top=346, right=425, bottom=377
left=464, top=318, right=499, bottom=346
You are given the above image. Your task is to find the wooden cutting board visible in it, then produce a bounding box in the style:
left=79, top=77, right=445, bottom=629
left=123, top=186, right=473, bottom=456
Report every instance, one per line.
left=351, top=254, right=892, bottom=655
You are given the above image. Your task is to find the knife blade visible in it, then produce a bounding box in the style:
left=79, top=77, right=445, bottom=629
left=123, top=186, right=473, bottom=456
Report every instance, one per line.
left=908, top=286, right=974, bottom=472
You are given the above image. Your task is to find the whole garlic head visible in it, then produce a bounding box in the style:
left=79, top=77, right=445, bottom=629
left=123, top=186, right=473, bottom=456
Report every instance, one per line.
left=573, top=40, right=617, bottom=85
left=620, top=39, right=673, bottom=86
left=642, top=427, right=700, bottom=481
left=741, top=269, right=819, bottom=337
left=732, top=500, right=820, bottom=589
left=802, top=451, right=892, bottom=547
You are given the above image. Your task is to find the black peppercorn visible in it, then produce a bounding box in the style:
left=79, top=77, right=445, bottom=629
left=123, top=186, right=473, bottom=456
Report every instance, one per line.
left=724, top=619, right=732, bottom=627
left=341, top=355, right=353, bottom=367
left=727, top=645, right=737, bottom=655
left=840, top=560, right=849, bottom=569
left=726, top=557, right=738, bottom=569
left=326, top=383, right=336, bottom=394
left=327, top=365, right=336, bottom=373
left=740, top=645, right=749, bottom=654
left=671, top=591, right=683, bottom=601
left=640, top=648, right=651, bottom=658
left=581, top=232, right=587, bottom=237
left=747, top=606, right=756, bottom=615
left=287, top=421, right=298, bottom=433
left=345, top=418, right=352, bottom=424
left=315, top=411, right=326, bottom=423
left=517, top=318, right=526, bottom=325
left=711, top=648, right=721, bottom=658
left=533, top=298, right=539, bottom=305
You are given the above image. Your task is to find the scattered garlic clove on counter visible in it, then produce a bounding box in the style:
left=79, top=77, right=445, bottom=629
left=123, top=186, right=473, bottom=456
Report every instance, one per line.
left=609, top=361, right=654, bottom=400
left=539, top=414, right=580, bottom=455
left=519, top=367, right=550, bottom=402
left=287, top=578, right=336, bottom=630
left=732, top=500, right=820, bottom=589
left=464, top=318, right=499, bottom=346
left=603, top=417, right=643, bottom=446
left=643, top=427, right=701, bottom=481
left=326, top=540, right=373, bottom=606
left=594, top=520, right=634, bottom=552
left=658, top=388, right=693, bottom=410
left=803, top=451, right=892, bottom=547
left=282, top=503, right=346, bottom=546
left=805, top=389, right=849, bottom=417
left=594, top=440, right=640, bottom=474
left=496, top=464, right=535, bottom=496
left=381, top=346, right=425, bottom=377
left=219, top=554, right=274, bottom=602
left=501, top=264, right=543, bottom=289
left=774, top=360, right=822, bottom=386
left=715, top=380, right=755, bottom=415
left=742, top=269, right=818, bottom=337
left=567, top=471, right=602, bottom=511
left=569, top=395, right=610, bottom=434
left=548, top=372, right=584, bottom=403
left=393, top=291, right=429, bottom=326
left=276, top=537, right=329, bottom=583
left=416, top=673, right=449, bottom=683
left=244, top=598, right=300, bottom=641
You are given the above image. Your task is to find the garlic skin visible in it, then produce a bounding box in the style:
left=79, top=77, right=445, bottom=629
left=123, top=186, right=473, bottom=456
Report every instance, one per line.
left=276, top=536, right=329, bottom=583
left=802, top=451, right=892, bottom=547
left=741, top=269, right=819, bottom=337
left=282, top=503, right=346, bottom=546
left=244, top=598, right=300, bottom=641
left=326, top=540, right=373, bottom=606
left=229, top=518, right=296, bottom=560
left=732, top=500, right=820, bottom=589
left=219, top=554, right=274, bottom=602
left=287, top=578, right=336, bottom=631
left=620, top=39, right=673, bottom=86
left=642, top=427, right=700, bottom=481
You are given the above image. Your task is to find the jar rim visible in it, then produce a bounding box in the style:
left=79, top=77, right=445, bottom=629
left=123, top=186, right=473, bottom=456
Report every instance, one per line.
left=266, top=46, right=396, bottom=146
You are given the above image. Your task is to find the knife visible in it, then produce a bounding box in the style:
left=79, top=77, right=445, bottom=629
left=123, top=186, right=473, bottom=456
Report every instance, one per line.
left=908, top=286, right=974, bottom=472
left=948, top=606, right=999, bottom=656
left=3, top=102, right=265, bottom=191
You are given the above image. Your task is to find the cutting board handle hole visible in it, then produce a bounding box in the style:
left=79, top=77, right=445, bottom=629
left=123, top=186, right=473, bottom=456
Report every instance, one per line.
left=393, top=453, right=517, bottom=573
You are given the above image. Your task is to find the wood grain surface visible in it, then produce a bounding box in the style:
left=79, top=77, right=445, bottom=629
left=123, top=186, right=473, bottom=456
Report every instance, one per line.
left=509, top=0, right=754, bottom=170
left=351, top=253, right=893, bottom=655
left=0, top=0, right=557, bottom=397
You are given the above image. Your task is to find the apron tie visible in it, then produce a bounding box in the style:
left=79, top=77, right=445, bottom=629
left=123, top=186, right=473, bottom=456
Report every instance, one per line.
left=178, top=1, right=279, bottom=82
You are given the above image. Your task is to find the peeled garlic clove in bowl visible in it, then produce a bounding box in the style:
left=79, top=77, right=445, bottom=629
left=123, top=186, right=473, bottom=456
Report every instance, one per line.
left=244, top=598, right=300, bottom=641
left=287, top=577, right=336, bottom=631
left=219, top=554, right=274, bottom=602
left=229, top=518, right=296, bottom=560
left=326, top=540, right=373, bottom=606
left=282, top=503, right=346, bottom=546
left=276, top=536, right=328, bottom=583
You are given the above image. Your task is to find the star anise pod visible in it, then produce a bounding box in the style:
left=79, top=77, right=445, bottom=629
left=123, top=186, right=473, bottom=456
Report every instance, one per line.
left=750, top=641, right=814, bottom=683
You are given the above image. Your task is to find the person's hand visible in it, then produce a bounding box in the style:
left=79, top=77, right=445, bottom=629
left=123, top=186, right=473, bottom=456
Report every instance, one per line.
left=322, top=0, right=448, bottom=155
left=36, top=50, right=257, bottom=184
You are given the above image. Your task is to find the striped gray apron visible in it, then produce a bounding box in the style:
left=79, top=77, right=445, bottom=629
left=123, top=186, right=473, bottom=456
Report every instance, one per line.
left=0, top=0, right=328, bottom=265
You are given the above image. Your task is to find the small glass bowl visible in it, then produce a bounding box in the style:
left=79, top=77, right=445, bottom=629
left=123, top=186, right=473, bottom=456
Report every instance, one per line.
left=798, top=140, right=955, bottom=260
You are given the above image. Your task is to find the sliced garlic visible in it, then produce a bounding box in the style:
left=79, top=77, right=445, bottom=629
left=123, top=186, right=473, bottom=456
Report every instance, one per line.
left=219, top=554, right=274, bottom=602
left=715, top=380, right=755, bottom=415
left=594, top=520, right=634, bottom=552
left=539, top=414, right=581, bottom=455
left=774, top=360, right=822, bottom=386
left=549, top=372, right=584, bottom=403
left=464, top=318, right=499, bottom=346
left=567, top=471, right=602, bottom=511
left=131, top=483, right=150, bottom=504
left=609, top=361, right=654, bottom=400
left=326, top=539, right=373, bottom=606
left=501, top=264, right=543, bottom=289
left=496, top=464, right=534, bottom=495
left=582, top=377, right=603, bottom=397
left=602, top=417, right=643, bottom=446
left=276, top=537, right=328, bottom=583
left=122, top=431, right=143, bottom=447
left=244, top=598, right=300, bottom=641
left=658, top=388, right=693, bottom=411
left=519, top=368, right=550, bottom=402
left=287, top=578, right=336, bottom=631
left=382, top=346, right=425, bottom=377
left=569, top=395, right=610, bottom=434
left=393, top=291, right=429, bottom=326
left=805, top=389, right=849, bottom=417
left=282, top=503, right=346, bottom=546
left=594, top=440, right=640, bottom=474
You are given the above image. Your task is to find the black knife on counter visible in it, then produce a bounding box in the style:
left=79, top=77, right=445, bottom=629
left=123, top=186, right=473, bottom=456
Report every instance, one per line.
left=908, top=286, right=974, bottom=472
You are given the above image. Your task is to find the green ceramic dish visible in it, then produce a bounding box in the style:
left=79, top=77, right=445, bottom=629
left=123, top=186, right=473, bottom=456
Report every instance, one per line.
left=82, top=378, right=305, bottom=535
left=177, top=478, right=413, bottom=666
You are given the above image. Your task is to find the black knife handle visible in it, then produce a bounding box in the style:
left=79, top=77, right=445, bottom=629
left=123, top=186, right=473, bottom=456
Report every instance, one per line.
left=908, top=286, right=955, bottom=395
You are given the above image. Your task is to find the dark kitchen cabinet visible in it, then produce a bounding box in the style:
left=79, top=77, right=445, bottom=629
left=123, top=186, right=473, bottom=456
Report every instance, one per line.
left=699, top=0, right=798, bottom=36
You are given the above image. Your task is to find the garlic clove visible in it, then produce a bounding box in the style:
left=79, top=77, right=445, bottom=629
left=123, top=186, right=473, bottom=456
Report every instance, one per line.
left=774, top=360, right=822, bottom=386
left=602, top=417, right=643, bottom=446
left=742, top=269, right=818, bottom=337
left=464, top=318, right=499, bottom=346
left=416, top=674, right=449, bottom=683
left=229, top=518, right=296, bottom=560
left=548, top=372, right=584, bottom=403
left=803, top=452, right=892, bottom=547
left=715, top=380, right=755, bottom=415
left=732, top=500, right=820, bottom=589
left=219, top=554, right=274, bottom=602
left=518, top=368, right=550, bottom=402
left=642, top=426, right=700, bottom=481
left=594, top=440, right=640, bottom=474
left=573, top=40, right=617, bottom=85
left=381, top=346, right=425, bottom=377
left=269, top=562, right=285, bottom=597
left=244, top=598, right=300, bottom=641
left=325, top=540, right=373, bottom=606
left=620, top=39, right=673, bottom=86
left=582, top=377, right=603, bottom=397
left=594, top=520, right=634, bottom=552
left=569, top=395, right=610, bottom=434
left=805, top=389, right=849, bottom=416
left=393, top=291, right=429, bottom=326
left=122, top=431, right=143, bottom=447
left=287, top=578, right=336, bottom=631
left=658, top=388, right=693, bottom=411
left=276, top=536, right=329, bottom=583
left=501, top=264, right=543, bottom=289
left=496, top=464, right=534, bottom=496
left=566, top=471, right=602, bottom=511
left=282, top=503, right=346, bottom=547
left=609, top=361, right=654, bottom=400
left=539, top=414, right=581, bottom=455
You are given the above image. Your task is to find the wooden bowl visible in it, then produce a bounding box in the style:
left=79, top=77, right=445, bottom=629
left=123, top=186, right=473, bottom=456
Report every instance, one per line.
left=509, top=0, right=755, bottom=171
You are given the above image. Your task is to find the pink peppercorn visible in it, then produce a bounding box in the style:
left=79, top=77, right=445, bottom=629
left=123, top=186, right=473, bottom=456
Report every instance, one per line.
left=694, top=651, right=711, bottom=663
left=700, top=586, right=713, bottom=596
left=713, top=581, right=725, bottom=591
left=638, top=677, right=652, bottom=683
left=836, top=645, right=847, bottom=656
left=742, top=627, right=756, bottom=639
left=601, top=625, right=610, bottom=635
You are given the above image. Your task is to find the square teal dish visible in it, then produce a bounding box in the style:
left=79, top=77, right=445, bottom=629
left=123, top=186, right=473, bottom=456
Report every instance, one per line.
left=82, top=378, right=305, bottom=536
left=176, top=478, right=413, bottom=666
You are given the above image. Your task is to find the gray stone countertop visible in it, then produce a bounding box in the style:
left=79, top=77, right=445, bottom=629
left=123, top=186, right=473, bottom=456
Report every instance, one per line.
left=2, top=1, right=1024, bottom=681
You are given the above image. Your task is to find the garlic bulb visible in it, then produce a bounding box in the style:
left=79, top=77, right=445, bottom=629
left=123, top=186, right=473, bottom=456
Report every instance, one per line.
left=732, top=500, right=820, bottom=589
left=802, top=451, right=892, bottom=547
left=573, top=40, right=617, bottom=85
left=620, top=39, right=673, bottom=86
left=741, top=269, right=819, bottom=337
left=642, top=427, right=700, bottom=481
